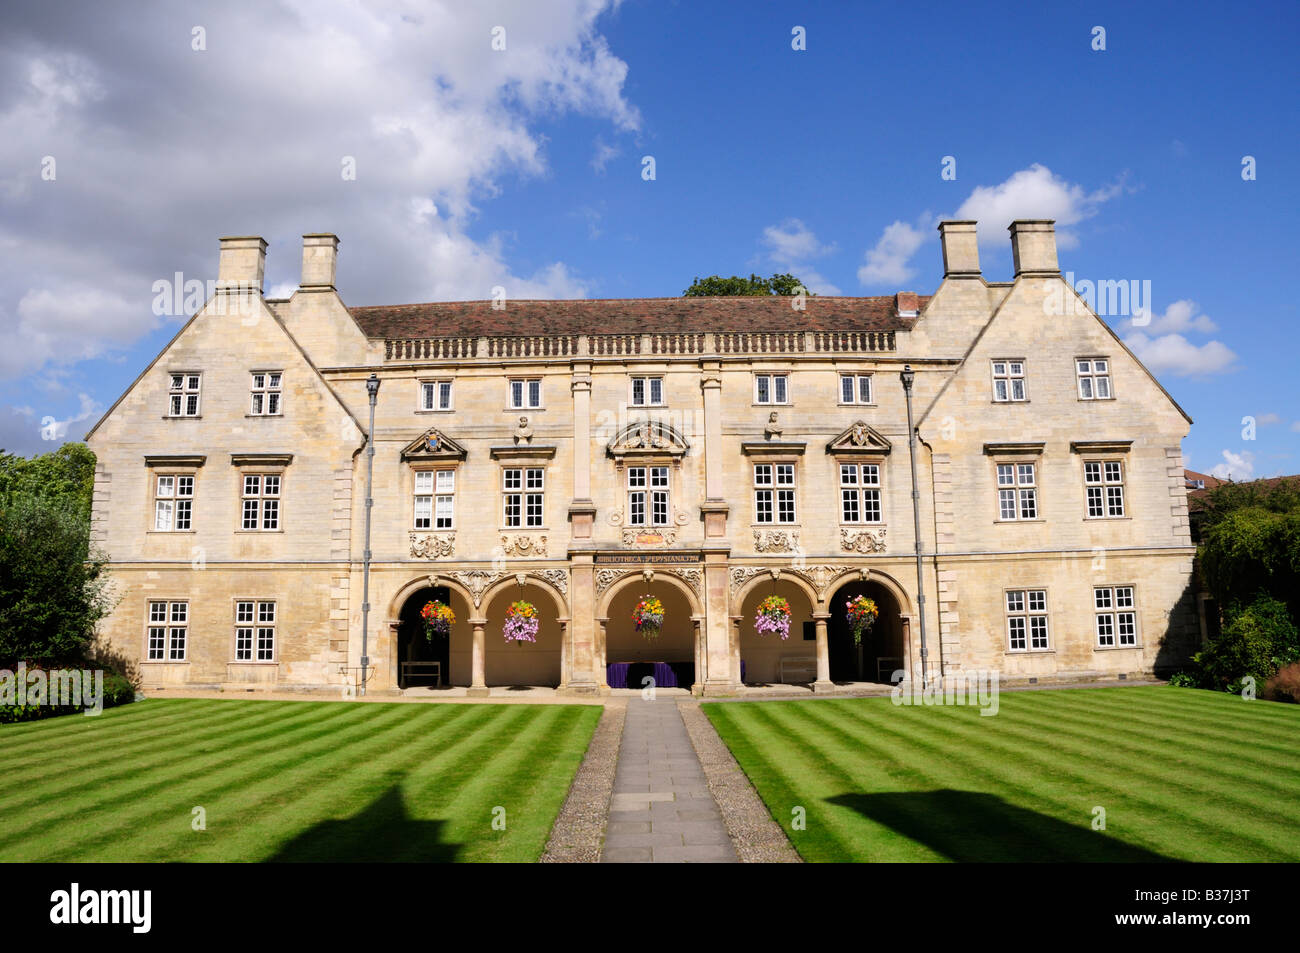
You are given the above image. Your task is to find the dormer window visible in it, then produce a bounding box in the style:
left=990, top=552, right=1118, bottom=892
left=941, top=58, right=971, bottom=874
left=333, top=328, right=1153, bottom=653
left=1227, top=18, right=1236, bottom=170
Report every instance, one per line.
left=250, top=371, right=282, bottom=415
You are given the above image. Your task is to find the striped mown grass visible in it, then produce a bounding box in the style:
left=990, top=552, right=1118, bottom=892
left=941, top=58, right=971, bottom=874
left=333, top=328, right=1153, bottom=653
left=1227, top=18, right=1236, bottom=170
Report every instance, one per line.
left=0, top=698, right=601, bottom=862
left=702, top=686, right=1300, bottom=862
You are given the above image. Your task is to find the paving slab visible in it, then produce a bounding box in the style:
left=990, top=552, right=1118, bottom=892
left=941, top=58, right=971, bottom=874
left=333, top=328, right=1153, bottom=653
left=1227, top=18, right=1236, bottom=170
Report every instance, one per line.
left=599, top=697, right=738, bottom=863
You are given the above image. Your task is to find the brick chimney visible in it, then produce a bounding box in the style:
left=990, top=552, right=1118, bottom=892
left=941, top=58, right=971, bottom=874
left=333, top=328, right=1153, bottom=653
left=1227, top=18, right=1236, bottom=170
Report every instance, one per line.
left=216, top=236, right=266, bottom=293
left=937, top=220, right=980, bottom=278
left=895, top=292, right=920, bottom=317
left=301, top=233, right=340, bottom=290
left=1008, top=220, right=1059, bottom=277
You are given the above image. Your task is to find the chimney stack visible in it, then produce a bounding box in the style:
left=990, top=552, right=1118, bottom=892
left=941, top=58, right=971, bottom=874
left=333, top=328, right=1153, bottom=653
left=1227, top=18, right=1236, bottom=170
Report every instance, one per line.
left=937, top=221, right=980, bottom=278
left=301, top=233, right=340, bottom=290
left=1008, top=220, right=1059, bottom=277
left=216, top=236, right=267, bottom=293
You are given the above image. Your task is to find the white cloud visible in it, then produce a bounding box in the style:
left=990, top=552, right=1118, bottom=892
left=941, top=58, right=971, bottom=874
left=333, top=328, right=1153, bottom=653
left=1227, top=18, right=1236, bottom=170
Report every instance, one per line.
left=1120, top=299, right=1217, bottom=335
left=1209, top=449, right=1255, bottom=481
left=590, top=137, right=619, bottom=174
left=2, top=392, right=103, bottom=453
left=1122, top=331, right=1237, bottom=377
left=0, top=1, right=639, bottom=378
left=759, top=219, right=840, bottom=294
left=955, top=163, right=1127, bottom=249
left=1292, top=421, right=1300, bottom=433
left=857, top=220, right=926, bottom=287
left=1255, top=412, right=1283, bottom=426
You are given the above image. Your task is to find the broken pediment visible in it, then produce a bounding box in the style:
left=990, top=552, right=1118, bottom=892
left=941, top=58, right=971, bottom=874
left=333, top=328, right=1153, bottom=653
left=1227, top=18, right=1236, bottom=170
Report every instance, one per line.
left=827, top=421, right=892, bottom=455
left=400, top=427, right=467, bottom=462
left=606, top=419, right=691, bottom=465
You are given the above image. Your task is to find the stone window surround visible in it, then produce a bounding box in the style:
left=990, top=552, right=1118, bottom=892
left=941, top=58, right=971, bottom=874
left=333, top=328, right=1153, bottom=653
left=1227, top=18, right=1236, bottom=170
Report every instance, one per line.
left=232, top=598, right=278, bottom=663
left=231, top=453, right=293, bottom=534
left=410, top=461, right=460, bottom=530
left=417, top=377, right=454, bottom=413
left=144, top=597, right=189, bottom=663
left=143, top=455, right=205, bottom=536
left=838, top=372, right=875, bottom=406
left=751, top=371, right=790, bottom=406
left=835, top=455, right=886, bottom=525
left=1004, top=586, right=1051, bottom=652
left=990, top=357, right=1028, bottom=402
left=983, top=443, right=1045, bottom=524
left=1093, top=584, right=1140, bottom=649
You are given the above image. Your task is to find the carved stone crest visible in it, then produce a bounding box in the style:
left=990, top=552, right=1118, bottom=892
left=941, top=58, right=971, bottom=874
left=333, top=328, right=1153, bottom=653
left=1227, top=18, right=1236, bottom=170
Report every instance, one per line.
left=500, top=534, right=548, bottom=557
left=409, top=532, right=455, bottom=559
left=622, top=527, right=678, bottom=547
left=841, top=527, right=887, bottom=553
left=753, top=529, right=800, bottom=553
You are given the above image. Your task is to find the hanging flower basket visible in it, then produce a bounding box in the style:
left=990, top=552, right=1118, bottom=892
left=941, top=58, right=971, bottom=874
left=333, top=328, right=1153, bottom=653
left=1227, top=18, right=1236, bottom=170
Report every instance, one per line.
left=504, top=600, right=539, bottom=644
left=845, top=595, right=879, bottom=645
left=420, top=599, right=455, bottom=641
left=754, top=595, right=792, bottom=640
left=632, top=595, right=664, bottom=640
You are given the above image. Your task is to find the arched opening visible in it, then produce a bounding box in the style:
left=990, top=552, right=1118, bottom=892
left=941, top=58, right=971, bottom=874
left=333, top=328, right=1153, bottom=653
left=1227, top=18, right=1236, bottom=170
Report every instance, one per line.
left=480, top=582, right=565, bottom=688
left=603, top=582, right=696, bottom=690
left=736, top=578, right=817, bottom=685
left=827, top=579, right=905, bottom=684
left=397, top=585, right=467, bottom=689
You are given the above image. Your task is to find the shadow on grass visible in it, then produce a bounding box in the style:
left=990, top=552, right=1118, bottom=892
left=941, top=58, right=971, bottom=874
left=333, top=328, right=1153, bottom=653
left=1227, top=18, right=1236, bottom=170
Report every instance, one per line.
left=827, top=790, right=1176, bottom=862
left=268, top=782, right=461, bottom=862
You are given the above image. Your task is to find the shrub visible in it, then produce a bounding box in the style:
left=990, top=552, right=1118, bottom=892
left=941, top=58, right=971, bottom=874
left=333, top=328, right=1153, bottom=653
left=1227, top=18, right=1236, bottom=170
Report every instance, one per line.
left=1195, top=593, right=1300, bottom=691
left=1264, top=662, right=1300, bottom=704
left=1167, top=671, right=1207, bottom=689
left=0, top=665, right=138, bottom=724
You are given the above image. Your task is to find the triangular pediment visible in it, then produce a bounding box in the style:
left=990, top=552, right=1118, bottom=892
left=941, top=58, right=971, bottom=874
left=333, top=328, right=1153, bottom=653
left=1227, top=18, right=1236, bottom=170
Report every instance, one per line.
left=827, top=421, right=892, bottom=455
left=401, top=427, right=467, bottom=461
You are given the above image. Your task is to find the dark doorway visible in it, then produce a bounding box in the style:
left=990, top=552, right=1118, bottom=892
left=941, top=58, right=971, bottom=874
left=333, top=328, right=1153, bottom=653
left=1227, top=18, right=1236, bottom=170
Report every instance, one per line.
left=827, top=580, right=903, bottom=683
left=398, top=586, right=450, bottom=688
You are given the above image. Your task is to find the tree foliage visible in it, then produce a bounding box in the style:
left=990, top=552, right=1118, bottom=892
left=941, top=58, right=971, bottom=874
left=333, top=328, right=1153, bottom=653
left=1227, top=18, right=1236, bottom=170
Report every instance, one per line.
left=0, top=442, right=97, bottom=519
left=1194, top=594, right=1300, bottom=692
left=0, top=443, right=111, bottom=665
left=683, top=273, right=811, bottom=297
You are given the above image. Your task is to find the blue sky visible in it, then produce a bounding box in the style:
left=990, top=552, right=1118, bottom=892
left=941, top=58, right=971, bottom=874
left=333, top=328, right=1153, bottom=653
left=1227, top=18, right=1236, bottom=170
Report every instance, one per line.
left=1, top=0, right=1297, bottom=477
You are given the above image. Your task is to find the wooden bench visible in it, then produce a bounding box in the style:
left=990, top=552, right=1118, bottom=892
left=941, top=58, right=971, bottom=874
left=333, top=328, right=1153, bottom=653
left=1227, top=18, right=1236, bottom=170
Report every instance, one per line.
left=779, top=656, right=818, bottom=684
left=401, top=661, right=442, bottom=687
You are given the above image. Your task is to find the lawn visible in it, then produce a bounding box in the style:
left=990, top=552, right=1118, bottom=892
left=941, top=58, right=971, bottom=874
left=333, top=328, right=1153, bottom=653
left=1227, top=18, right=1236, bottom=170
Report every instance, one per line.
left=703, top=686, right=1300, bottom=862
left=0, top=698, right=601, bottom=862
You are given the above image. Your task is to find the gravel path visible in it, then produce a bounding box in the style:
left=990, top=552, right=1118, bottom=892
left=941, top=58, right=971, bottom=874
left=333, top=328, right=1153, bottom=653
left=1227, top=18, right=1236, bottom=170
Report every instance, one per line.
left=539, top=702, right=626, bottom=863
left=678, top=699, right=802, bottom=863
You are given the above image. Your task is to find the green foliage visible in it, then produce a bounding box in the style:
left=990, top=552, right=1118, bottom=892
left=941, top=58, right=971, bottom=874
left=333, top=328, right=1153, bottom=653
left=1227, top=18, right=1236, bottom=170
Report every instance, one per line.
left=0, top=442, right=97, bottom=520
left=0, top=670, right=136, bottom=724
left=1167, top=671, right=1206, bottom=689
left=683, top=273, right=812, bottom=297
left=0, top=494, right=113, bottom=665
left=1196, top=477, right=1300, bottom=535
left=1194, top=594, right=1300, bottom=692
left=1199, top=506, right=1300, bottom=621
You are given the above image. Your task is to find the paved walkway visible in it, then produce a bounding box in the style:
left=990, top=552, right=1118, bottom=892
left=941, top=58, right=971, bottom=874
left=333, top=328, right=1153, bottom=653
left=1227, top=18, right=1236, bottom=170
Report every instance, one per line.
left=600, top=698, right=738, bottom=863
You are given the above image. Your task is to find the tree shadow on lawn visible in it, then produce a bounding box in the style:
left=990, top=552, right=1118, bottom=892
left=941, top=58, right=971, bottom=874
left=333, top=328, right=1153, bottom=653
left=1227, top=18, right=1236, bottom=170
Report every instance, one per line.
left=827, top=790, right=1176, bottom=862
left=268, top=782, right=461, bottom=863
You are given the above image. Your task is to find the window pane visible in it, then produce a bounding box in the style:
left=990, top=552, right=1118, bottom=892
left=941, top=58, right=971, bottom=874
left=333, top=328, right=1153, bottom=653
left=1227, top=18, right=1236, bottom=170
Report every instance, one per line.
left=1019, top=488, right=1037, bottom=519
left=1095, top=588, right=1112, bottom=609
left=629, top=491, right=645, bottom=525
left=1008, top=617, right=1026, bottom=650
left=414, top=496, right=432, bottom=527
left=774, top=376, right=787, bottom=403
left=756, top=376, right=769, bottom=403
left=1010, top=379, right=1025, bottom=400
left=1030, top=616, right=1048, bottom=649
left=1096, top=376, right=1111, bottom=399
left=422, top=383, right=434, bottom=410
left=435, top=496, right=453, bottom=527
left=777, top=489, right=795, bottom=522
left=650, top=378, right=663, bottom=404
left=1017, top=464, right=1035, bottom=485
left=840, top=465, right=857, bottom=485
left=775, top=464, right=794, bottom=485
left=858, top=377, right=871, bottom=403
left=754, top=465, right=772, bottom=486
left=1009, top=362, right=1023, bottom=376
left=999, top=489, right=1016, bottom=520
left=528, top=380, right=540, bottom=406
left=435, top=471, right=454, bottom=493
left=526, top=494, right=543, bottom=526
left=632, top=378, right=644, bottom=405
left=1080, top=377, right=1094, bottom=399
left=262, top=499, right=279, bottom=529
left=511, top=380, right=523, bottom=406
left=652, top=491, right=669, bottom=525
left=755, top=489, right=772, bottom=522
left=155, top=500, right=173, bottom=531
left=526, top=468, right=544, bottom=489
left=1084, top=462, right=1101, bottom=484
left=862, top=464, right=879, bottom=486
left=415, top=471, right=434, bottom=493
left=1028, top=590, right=1046, bottom=611
left=841, top=376, right=854, bottom=403
left=992, top=362, right=1006, bottom=376
left=503, top=469, right=521, bottom=490
left=997, top=464, right=1014, bottom=486
left=841, top=489, right=859, bottom=522
left=1104, top=461, right=1122, bottom=483
left=862, top=488, right=881, bottom=522
left=244, top=475, right=260, bottom=496
left=438, top=381, right=452, bottom=408
left=994, top=379, right=1008, bottom=401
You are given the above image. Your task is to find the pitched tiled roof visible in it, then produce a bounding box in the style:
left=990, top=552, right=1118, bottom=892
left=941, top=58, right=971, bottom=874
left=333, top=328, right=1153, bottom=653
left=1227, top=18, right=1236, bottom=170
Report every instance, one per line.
left=349, top=295, right=926, bottom=339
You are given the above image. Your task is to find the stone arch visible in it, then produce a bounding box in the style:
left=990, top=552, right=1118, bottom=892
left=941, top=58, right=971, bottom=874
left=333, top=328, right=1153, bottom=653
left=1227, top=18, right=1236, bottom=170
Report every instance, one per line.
left=478, top=573, right=570, bottom=622
left=597, top=569, right=703, bottom=618
left=388, top=574, right=477, bottom=622
left=823, top=567, right=913, bottom=615
left=731, top=569, right=819, bottom=616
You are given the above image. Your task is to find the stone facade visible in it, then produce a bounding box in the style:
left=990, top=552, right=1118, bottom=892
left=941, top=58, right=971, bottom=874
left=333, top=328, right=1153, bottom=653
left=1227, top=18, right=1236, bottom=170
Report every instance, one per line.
left=86, top=221, right=1200, bottom=695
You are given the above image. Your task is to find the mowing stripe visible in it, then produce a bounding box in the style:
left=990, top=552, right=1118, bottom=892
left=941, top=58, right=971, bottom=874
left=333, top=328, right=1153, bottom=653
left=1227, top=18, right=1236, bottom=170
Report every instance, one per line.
left=1, top=699, right=237, bottom=756
left=0, top=702, right=404, bottom=858
left=827, top=699, right=1297, bottom=861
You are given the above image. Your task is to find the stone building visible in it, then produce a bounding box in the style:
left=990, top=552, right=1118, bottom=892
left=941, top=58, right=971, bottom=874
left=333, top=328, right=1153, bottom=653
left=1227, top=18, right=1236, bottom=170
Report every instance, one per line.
left=86, top=221, right=1201, bottom=695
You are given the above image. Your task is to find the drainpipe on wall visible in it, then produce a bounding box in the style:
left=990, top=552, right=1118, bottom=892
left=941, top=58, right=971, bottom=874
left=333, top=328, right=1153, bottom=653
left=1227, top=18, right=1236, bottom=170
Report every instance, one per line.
left=359, top=373, right=380, bottom=696
left=900, top=365, right=929, bottom=689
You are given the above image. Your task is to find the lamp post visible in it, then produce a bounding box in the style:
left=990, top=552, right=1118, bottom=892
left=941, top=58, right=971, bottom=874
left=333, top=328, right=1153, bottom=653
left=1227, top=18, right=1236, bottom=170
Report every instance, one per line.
left=900, top=365, right=929, bottom=689
left=359, top=372, right=380, bottom=696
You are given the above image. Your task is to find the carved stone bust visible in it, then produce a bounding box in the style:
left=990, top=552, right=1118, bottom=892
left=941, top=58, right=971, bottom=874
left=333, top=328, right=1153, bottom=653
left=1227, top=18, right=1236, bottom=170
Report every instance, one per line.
left=765, top=411, right=783, bottom=440
left=513, top=415, right=533, bottom=445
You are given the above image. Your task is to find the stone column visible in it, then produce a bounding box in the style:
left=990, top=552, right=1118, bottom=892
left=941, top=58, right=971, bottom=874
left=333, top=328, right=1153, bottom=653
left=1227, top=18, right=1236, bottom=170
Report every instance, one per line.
left=701, top=552, right=737, bottom=694
left=699, top=363, right=729, bottom=538
left=560, top=556, right=602, bottom=695
left=469, top=619, right=488, bottom=696
left=558, top=620, right=569, bottom=690
left=812, top=612, right=834, bottom=694
left=568, top=364, right=596, bottom=538
left=691, top=615, right=706, bottom=695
